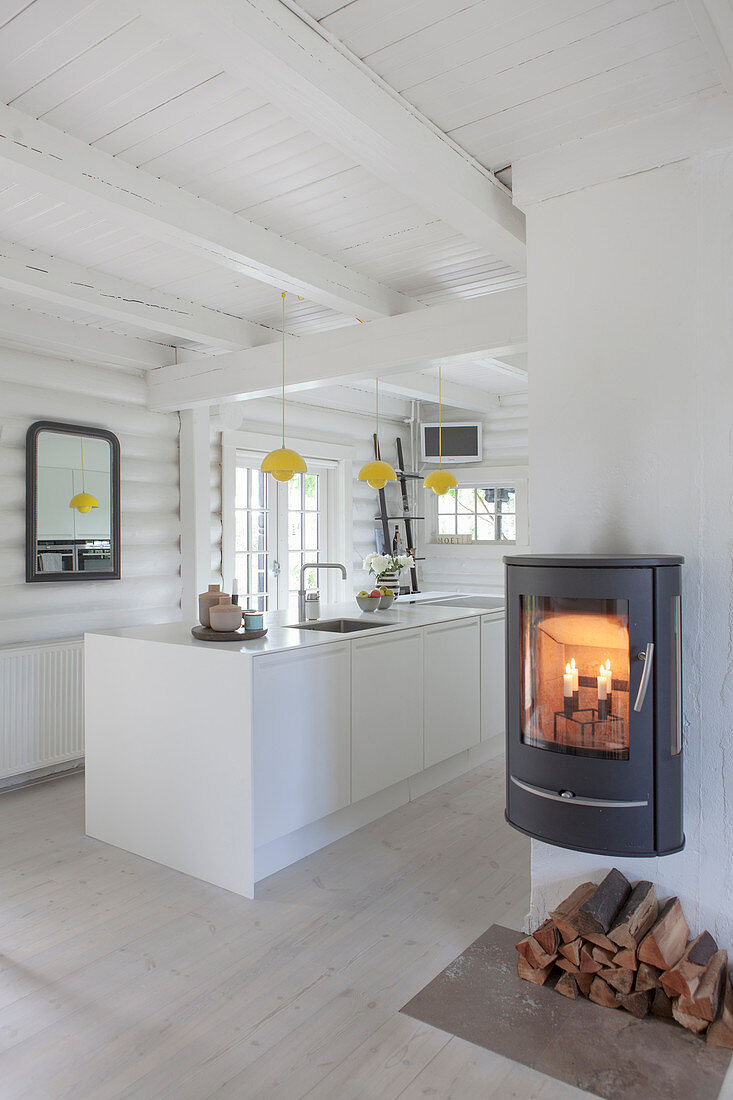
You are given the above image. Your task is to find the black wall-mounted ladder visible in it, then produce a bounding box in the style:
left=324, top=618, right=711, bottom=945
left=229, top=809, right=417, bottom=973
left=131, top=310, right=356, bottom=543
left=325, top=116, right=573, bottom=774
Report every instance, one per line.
left=373, top=434, right=424, bottom=593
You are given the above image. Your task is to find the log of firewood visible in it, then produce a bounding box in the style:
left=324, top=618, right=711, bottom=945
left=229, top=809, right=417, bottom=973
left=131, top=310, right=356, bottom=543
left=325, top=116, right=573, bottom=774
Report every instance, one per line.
left=556, top=957, right=581, bottom=975
left=600, top=967, right=635, bottom=995
left=660, top=931, right=718, bottom=999
left=576, top=971, right=594, bottom=996
left=674, top=950, right=728, bottom=1023
left=517, top=954, right=554, bottom=985
left=584, top=931, right=617, bottom=952
left=555, top=971, right=579, bottom=1000
left=607, top=880, right=658, bottom=950
left=515, top=934, right=557, bottom=970
left=575, top=869, right=631, bottom=936
left=638, top=898, right=690, bottom=970
left=550, top=882, right=596, bottom=943
left=580, top=944, right=602, bottom=973
left=591, top=945, right=617, bottom=968
left=559, top=938, right=582, bottom=968
left=635, top=962, right=662, bottom=992
left=707, top=975, right=733, bottom=1049
left=613, top=947, right=638, bottom=971
left=651, top=988, right=674, bottom=1019
left=589, top=975, right=620, bottom=1009
left=672, top=1003, right=709, bottom=1033
left=616, top=989, right=653, bottom=1018
left=533, top=918, right=561, bottom=956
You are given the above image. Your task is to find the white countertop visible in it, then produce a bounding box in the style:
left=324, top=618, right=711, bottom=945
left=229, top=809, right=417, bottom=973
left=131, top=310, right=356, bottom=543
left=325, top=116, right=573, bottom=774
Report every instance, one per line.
left=86, top=596, right=505, bottom=658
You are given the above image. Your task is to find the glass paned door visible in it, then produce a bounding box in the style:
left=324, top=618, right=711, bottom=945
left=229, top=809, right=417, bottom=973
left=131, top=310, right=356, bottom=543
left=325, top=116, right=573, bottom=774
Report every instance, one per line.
left=234, top=459, right=326, bottom=612
left=234, top=464, right=273, bottom=611
left=285, top=471, right=322, bottom=605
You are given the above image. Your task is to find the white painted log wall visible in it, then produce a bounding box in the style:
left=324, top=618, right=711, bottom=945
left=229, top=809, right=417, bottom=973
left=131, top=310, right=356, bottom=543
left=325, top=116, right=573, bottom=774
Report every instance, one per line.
left=0, top=347, right=181, bottom=778
left=210, top=397, right=413, bottom=587
left=419, top=393, right=528, bottom=593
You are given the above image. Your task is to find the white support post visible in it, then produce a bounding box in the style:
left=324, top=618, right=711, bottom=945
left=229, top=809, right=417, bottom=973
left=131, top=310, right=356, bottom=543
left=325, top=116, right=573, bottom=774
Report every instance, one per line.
left=179, top=407, right=212, bottom=620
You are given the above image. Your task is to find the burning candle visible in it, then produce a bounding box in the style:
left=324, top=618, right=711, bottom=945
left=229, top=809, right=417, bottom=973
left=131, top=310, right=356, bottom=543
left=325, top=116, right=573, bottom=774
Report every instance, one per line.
left=564, top=663, right=574, bottom=718
left=570, top=657, right=579, bottom=694
left=597, top=663, right=608, bottom=720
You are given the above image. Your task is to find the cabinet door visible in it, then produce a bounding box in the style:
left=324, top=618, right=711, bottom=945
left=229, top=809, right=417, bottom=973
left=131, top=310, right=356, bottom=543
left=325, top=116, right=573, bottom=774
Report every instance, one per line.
left=424, top=618, right=480, bottom=767
left=481, top=615, right=506, bottom=742
left=351, top=628, right=423, bottom=802
left=253, top=642, right=351, bottom=847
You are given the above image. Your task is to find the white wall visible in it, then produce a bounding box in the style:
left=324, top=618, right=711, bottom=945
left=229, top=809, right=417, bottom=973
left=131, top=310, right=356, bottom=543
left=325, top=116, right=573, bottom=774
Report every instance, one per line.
left=522, top=154, right=733, bottom=944
left=210, top=395, right=414, bottom=593
left=418, top=393, right=529, bottom=593
left=0, top=349, right=181, bottom=647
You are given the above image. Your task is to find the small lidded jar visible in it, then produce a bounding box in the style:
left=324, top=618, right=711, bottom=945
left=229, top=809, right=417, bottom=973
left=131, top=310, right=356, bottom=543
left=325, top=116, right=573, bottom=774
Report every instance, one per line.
left=209, top=596, right=243, bottom=633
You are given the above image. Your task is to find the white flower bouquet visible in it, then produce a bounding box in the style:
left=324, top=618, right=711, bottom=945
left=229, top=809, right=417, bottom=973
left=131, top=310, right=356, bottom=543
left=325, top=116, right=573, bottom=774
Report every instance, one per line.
left=363, top=551, right=414, bottom=582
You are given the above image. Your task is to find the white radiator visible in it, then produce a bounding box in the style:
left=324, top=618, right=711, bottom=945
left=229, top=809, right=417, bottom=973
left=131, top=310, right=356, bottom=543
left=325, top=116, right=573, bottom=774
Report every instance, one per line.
left=0, top=640, right=84, bottom=780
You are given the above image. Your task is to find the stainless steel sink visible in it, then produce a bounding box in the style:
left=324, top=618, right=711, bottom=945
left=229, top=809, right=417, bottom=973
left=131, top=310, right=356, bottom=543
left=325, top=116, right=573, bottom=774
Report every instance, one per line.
left=286, top=618, right=390, bottom=634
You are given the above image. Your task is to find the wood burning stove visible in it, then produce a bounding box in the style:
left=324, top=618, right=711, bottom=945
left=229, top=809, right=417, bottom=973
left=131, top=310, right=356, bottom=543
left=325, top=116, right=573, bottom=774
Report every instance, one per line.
left=504, top=555, right=684, bottom=857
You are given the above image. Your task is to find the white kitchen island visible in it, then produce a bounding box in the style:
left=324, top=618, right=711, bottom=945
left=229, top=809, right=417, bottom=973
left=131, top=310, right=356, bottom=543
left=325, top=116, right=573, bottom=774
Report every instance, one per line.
left=84, top=599, right=505, bottom=898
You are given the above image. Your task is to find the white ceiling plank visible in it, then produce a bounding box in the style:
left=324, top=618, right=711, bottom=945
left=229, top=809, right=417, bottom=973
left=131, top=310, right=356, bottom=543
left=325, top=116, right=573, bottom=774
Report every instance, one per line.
left=0, top=239, right=270, bottom=350
left=686, top=0, right=733, bottom=92
left=378, top=371, right=497, bottom=413
left=0, top=303, right=175, bottom=368
left=142, top=0, right=527, bottom=273
left=147, top=287, right=526, bottom=410
left=0, top=101, right=418, bottom=320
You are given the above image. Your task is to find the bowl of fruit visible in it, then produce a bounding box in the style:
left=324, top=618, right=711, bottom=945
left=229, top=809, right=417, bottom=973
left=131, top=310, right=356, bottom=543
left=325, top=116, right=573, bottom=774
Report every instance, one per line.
left=356, top=589, right=381, bottom=612
left=377, top=586, right=395, bottom=610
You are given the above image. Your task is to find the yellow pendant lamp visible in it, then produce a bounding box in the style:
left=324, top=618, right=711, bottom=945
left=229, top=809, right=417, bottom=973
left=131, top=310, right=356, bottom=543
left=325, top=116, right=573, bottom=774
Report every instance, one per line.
left=261, top=292, right=307, bottom=483
left=424, top=365, right=458, bottom=496
left=69, top=435, right=99, bottom=513
left=358, top=378, right=397, bottom=490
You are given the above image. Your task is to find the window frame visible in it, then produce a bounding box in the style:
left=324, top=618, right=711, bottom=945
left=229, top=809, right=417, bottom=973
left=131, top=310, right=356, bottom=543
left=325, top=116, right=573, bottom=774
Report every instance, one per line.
left=426, top=465, right=529, bottom=555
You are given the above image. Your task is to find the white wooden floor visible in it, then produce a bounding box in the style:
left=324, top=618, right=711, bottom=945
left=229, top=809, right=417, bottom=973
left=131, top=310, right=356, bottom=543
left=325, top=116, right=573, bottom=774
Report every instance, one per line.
left=0, top=759, right=633, bottom=1098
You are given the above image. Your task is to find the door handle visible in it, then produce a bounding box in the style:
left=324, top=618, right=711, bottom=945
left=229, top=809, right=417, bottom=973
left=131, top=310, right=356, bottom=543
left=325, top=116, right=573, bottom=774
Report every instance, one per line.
left=271, top=560, right=281, bottom=577
left=633, top=642, right=654, bottom=712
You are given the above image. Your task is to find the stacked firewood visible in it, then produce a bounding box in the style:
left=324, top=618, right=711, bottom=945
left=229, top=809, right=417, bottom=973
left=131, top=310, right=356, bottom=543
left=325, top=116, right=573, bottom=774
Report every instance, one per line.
left=516, top=869, right=733, bottom=1047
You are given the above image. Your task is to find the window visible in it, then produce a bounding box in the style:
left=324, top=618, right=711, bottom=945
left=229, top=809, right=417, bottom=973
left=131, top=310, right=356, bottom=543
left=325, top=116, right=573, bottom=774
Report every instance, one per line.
left=287, top=472, right=322, bottom=599
left=234, top=465, right=270, bottom=610
left=437, top=486, right=517, bottom=542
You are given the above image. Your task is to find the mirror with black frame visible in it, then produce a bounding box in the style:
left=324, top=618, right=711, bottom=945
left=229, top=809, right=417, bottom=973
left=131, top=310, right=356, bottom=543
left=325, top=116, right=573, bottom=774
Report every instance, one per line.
left=26, top=421, right=121, bottom=582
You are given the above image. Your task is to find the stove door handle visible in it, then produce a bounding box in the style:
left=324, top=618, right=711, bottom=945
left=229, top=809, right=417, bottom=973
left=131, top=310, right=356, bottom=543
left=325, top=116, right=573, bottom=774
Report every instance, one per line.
left=633, top=642, right=655, bottom=713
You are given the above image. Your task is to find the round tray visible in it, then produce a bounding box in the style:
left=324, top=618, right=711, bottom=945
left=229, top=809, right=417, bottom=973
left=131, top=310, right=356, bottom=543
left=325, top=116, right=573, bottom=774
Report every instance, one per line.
left=191, top=625, right=267, bottom=643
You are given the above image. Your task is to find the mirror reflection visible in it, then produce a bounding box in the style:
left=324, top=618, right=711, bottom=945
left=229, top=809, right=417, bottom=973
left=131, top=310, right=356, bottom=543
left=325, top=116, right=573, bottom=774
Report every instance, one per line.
left=27, top=422, right=120, bottom=581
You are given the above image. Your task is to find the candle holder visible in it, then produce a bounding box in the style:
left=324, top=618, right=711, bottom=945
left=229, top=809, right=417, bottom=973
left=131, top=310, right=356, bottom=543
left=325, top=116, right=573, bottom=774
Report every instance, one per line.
left=552, top=708, right=626, bottom=759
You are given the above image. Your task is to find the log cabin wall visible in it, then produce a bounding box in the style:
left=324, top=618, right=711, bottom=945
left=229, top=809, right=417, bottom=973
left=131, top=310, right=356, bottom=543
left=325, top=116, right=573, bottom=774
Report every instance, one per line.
left=0, top=347, right=182, bottom=779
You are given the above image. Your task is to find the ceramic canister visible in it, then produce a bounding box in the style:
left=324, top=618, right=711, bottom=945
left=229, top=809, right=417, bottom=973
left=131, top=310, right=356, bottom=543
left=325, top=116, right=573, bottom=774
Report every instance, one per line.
left=209, top=596, right=243, bottom=633
left=198, top=583, right=227, bottom=627
left=243, top=610, right=264, bottom=632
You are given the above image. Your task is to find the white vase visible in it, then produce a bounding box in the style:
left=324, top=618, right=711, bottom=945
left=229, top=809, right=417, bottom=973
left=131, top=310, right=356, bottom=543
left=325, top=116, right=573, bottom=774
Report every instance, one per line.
left=377, top=570, right=400, bottom=597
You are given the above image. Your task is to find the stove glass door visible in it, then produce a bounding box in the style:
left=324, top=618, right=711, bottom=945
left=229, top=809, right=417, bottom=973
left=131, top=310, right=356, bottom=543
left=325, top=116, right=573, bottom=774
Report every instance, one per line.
left=520, top=595, right=630, bottom=760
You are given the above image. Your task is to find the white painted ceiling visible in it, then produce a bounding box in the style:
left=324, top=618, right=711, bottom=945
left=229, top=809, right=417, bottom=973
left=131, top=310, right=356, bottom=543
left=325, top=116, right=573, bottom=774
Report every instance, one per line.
left=0, top=0, right=727, bottom=407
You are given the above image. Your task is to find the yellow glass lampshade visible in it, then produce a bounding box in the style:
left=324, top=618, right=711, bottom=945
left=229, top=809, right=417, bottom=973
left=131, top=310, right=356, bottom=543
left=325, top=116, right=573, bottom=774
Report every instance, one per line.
left=69, top=491, right=99, bottom=514
left=261, top=446, right=307, bottom=483
left=358, top=458, right=397, bottom=491
left=423, top=469, right=457, bottom=496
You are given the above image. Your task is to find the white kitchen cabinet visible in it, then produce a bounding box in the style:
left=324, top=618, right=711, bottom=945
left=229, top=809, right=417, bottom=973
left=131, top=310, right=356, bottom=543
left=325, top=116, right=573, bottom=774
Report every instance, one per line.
left=351, top=628, right=423, bottom=802
left=252, top=642, right=351, bottom=847
left=481, top=614, right=506, bottom=743
left=423, top=617, right=481, bottom=767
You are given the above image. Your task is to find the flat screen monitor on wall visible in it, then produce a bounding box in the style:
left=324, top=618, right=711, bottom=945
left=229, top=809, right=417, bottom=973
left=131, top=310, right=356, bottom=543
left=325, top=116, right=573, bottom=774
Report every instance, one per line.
left=420, top=422, right=482, bottom=464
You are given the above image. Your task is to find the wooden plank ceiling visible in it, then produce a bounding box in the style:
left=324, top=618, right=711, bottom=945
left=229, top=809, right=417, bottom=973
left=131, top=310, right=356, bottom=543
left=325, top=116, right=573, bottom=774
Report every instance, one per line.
left=0, top=0, right=723, bottom=398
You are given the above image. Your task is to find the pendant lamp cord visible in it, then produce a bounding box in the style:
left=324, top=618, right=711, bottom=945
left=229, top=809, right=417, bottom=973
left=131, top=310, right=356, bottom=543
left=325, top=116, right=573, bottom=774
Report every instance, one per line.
left=80, top=435, right=86, bottom=491
left=376, top=377, right=379, bottom=447
left=281, top=292, right=286, bottom=449
left=438, top=365, right=442, bottom=469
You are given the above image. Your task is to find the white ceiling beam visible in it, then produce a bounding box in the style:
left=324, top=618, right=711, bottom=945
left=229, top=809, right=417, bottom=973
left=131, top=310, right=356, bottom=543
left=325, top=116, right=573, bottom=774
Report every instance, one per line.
left=147, top=288, right=526, bottom=411
left=144, top=0, right=526, bottom=274
left=0, top=240, right=268, bottom=351
left=0, top=304, right=174, bottom=368
left=0, top=102, right=418, bottom=321
left=377, top=372, right=498, bottom=414
left=686, top=1, right=733, bottom=93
